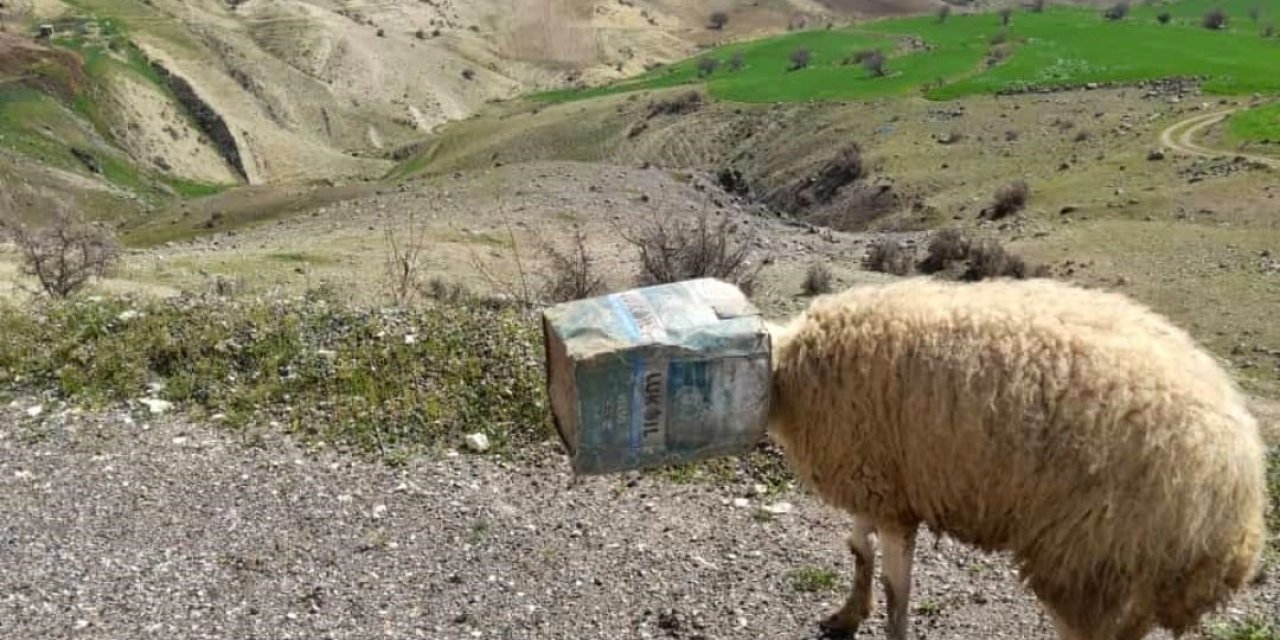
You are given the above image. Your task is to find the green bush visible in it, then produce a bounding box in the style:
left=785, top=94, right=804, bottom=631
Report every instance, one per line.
left=0, top=292, right=549, bottom=458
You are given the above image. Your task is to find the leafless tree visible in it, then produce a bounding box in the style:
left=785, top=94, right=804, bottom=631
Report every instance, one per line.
left=1, top=203, right=120, bottom=298
left=697, top=56, right=721, bottom=77
left=789, top=47, right=812, bottom=71
left=1203, top=8, right=1227, bottom=29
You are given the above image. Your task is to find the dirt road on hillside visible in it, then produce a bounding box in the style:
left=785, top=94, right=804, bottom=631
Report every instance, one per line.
left=1, top=398, right=1276, bottom=640
left=1159, top=110, right=1280, bottom=169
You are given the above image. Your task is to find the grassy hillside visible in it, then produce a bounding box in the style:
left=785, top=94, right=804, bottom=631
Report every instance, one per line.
left=1231, top=102, right=1280, bottom=142
left=0, top=23, right=235, bottom=226
left=537, top=0, right=1280, bottom=104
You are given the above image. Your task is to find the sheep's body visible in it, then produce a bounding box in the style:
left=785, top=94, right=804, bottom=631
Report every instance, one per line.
left=767, top=277, right=1267, bottom=640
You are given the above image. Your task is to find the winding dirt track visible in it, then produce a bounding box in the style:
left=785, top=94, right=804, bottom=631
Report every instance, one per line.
left=1158, top=109, right=1280, bottom=169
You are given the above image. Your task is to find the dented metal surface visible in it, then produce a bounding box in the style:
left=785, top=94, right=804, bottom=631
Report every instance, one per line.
left=543, top=279, right=772, bottom=475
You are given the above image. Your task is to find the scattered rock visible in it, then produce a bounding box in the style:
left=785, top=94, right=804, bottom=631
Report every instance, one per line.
left=761, top=501, right=793, bottom=515
left=463, top=433, right=491, bottom=453
left=140, top=398, right=173, bottom=415
left=25, top=405, right=43, bottom=418
left=1147, top=148, right=1166, bottom=161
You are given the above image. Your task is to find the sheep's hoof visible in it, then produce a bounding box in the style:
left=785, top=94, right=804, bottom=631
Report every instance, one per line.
left=818, top=612, right=859, bottom=638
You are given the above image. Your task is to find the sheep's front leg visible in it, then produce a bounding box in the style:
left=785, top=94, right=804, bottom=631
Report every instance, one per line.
left=820, top=516, right=876, bottom=636
left=881, top=525, right=918, bottom=640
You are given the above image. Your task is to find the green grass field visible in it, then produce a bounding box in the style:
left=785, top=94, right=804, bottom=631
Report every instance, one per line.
left=1230, top=102, right=1280, bottom=142
left=536, top=0, right=1280, bottom=104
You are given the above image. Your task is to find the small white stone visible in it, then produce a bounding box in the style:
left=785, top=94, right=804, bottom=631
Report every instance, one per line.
left=747, top=483, right=768, bottom=497
left=74, top=620, right=90, bottom=630
left=25, top=405, right=42, bottom=418
left=761, top=501, right=794, bottom=515
left=372, top=504, right=388, bottom=519
left=404, top=334, right=417, bottom=345
left=732, top=498, right=751, bottom=509
left=140, top=398, right=172, bottom=415
left=117, top=309, right=141, bottom=323
left=210, top=413, right=227, bottom=422
left=463, top=433, right=491, bottom=453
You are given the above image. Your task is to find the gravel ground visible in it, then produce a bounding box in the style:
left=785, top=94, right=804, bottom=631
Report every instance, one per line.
left=1, top=398, right=1275, bottom=640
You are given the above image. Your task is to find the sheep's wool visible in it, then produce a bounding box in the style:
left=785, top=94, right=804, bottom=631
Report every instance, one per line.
left=768, top=277, right=1267, bottom=639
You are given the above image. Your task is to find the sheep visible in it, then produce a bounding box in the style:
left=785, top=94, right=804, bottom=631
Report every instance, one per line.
left=765, top=277, right=1268, bottom=640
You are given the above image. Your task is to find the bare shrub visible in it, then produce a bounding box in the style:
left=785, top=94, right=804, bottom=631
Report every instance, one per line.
left=622, top=212, right=761, bottom=294
left=802, top=262, right=834, bottom=295
left=938, top=5, right=952, bottom=22
left=789, top=47, right=812, bottom=71
left=708, top=11, right=729, bottom=30
left=647, top=91, right=703, bottom=117
left=917, top=228, right=971, bottom=274
left=541, top=226, right=605, bottom=303
left=1031, top=0, right=1047, bottom=13
left=1, top=206, right=119, bottom=298
left=963, top=239, right=1028, bottom=281
left=1005, top=129, right=1021, bottom=142
left=424, top=277, right=472, bottom=304
left=697, top=56, right=721, bottom=77
left=988, top=180, right=1030, bottom=219
left=1073, top=129, right=1092, bottom=142
left=990, top=29, right=1010, bottom=45
left=461, top=69, right=476, bottom=81
left=999, top=8, right=1013, bottom=25
left=1265, top=23, right=1276, bottom=37
left=917, top=230, right=1043, bottom=281
left=384, top=210, right=428, bottom=306
left=1203, top=8, right=1227, bottom=29
left=1157, top=11, right=1172, bottom=23
left=1248, top=6, right=1260, bottom=22
left=728, top=51, right=746, bottom=71
left=863, top=239, right=913, bottom=276
left=1103, top=1, right=1130, bottom=20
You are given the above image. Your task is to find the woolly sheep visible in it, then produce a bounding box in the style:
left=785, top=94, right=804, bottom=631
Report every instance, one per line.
left=765, top=277, right=1268, bottom=640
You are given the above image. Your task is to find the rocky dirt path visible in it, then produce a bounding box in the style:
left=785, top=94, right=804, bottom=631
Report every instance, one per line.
left=2, top=398, right=1277, bottom=640
left=1159, top=110, right=1280, bottom=169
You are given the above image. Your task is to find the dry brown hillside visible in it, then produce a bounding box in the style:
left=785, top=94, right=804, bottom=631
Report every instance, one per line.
left=2, top=0, right=937, bottom=190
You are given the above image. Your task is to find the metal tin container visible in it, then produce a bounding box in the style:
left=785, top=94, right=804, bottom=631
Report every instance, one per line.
left=542, top=279, right=771, bottom=475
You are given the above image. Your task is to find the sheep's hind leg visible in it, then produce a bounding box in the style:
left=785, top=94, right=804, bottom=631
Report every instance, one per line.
left=881, top=525, right=918, bottom=640
left=819, top=516, right=876, bottom=637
